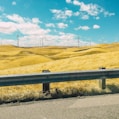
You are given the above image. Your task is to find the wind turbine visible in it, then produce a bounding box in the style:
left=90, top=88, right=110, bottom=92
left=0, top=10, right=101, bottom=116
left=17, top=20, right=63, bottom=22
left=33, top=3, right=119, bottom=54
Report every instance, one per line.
left=17, top=34, right=19, bottom=47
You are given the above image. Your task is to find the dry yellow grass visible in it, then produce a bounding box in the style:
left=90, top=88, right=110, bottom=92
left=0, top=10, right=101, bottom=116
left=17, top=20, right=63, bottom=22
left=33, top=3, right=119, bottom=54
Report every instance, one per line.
left=0, top=55, right=52, bottom=70
left=0, top=43, right=119, bottom=103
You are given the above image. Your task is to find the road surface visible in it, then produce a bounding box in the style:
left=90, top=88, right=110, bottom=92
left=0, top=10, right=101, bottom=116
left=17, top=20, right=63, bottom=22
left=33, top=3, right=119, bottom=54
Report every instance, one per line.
left=0, top=94, right=119, bottom=119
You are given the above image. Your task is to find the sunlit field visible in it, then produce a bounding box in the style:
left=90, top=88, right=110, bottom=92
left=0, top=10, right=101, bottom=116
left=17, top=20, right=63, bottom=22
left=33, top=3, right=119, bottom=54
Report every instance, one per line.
left=0, top=43, right=119, bottom=103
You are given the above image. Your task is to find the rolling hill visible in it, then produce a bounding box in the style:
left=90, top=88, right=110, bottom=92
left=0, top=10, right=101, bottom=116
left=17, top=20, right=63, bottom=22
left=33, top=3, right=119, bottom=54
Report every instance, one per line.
left=0, top=43, right=119, bottom=74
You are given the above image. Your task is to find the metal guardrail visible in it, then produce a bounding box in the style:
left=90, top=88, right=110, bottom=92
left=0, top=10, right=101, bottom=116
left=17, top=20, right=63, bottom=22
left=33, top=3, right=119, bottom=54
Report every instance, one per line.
left=0, top=68, right=119, bottom=92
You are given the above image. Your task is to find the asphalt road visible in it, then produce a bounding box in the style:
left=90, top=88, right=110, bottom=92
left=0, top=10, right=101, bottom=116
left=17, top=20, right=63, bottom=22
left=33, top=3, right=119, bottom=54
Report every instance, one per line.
left=0, top=94, right=119, bottom=119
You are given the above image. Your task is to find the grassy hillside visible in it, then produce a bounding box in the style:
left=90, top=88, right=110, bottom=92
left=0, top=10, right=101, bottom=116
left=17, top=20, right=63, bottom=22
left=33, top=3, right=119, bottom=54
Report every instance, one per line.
left=0, top=43, right=119, bottom=103
left=0, top=43, right=119, bottom=74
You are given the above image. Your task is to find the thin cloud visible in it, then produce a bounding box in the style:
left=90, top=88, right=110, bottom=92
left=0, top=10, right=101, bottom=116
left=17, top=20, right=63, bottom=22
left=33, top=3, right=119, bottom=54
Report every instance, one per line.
left=66, top=0, right=72, bottom=4
left=46, top=23, right=55, bottom=28
left=104, top=11, right=115, bottom=17
left=6, top=14, right=24, bottom=23
left=93, top=24, right=100, bottom=29
left=73, top=0, right=81, bottom=6
left=74, top=11, right=80, bottom=16
left=81, top=14, right=89, bottom=20
left=65, top=10, right=73, bottom=17
left=32, top=18, right=42, bottom=24
left=75, top=26, right=90, bottom=31
left=57, top=23, right=68, bottom=29
left=95, top=16, right=100, bottom=20
left=12, top=1, right=16, bottom=6
left=50, top=9, right=73, bottom=20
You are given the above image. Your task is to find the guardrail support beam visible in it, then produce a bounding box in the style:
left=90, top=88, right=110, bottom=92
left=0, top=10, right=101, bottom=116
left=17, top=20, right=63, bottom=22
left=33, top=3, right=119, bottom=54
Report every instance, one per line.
left=99, top=67, right=106, bottom=89
left=43, top=83, right=50, bottom=93
left=42, top=70, right=50, bottom=93
left=99, top=78, right=106, bottom=89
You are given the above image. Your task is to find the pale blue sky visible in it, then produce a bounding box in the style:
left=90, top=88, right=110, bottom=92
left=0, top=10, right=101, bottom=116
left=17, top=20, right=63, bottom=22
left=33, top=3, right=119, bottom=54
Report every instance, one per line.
left=0, top=0, right=118, bottom=46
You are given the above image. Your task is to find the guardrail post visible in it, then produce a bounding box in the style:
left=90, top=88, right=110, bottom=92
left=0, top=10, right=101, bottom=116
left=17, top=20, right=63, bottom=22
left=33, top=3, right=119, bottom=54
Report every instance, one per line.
left=42, top=70, right=50, bottom=93
left=99, top=67, right=106, bottom=89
